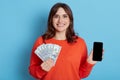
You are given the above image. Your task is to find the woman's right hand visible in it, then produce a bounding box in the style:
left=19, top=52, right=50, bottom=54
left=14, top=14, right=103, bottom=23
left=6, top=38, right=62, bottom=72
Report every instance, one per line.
left=41, top=58, right=54, bottom=72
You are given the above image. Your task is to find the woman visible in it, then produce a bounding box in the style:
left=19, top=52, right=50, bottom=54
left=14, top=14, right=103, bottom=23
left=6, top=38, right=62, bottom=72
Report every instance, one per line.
left=29, top=2, right=97, bottom=80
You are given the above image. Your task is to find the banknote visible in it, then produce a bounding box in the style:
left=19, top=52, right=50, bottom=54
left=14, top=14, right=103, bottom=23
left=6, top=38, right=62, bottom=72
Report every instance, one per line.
left=35, top=43, right=62, bottom=65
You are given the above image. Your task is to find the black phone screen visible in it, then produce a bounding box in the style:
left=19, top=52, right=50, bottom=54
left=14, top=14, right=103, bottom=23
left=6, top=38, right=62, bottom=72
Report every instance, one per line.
left=93, top=42, right=103, bottom=61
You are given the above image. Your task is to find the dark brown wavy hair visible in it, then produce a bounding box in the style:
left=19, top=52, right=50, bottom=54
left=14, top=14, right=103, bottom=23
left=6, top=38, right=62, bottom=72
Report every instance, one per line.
left=42, top=2, right=78, bottom=43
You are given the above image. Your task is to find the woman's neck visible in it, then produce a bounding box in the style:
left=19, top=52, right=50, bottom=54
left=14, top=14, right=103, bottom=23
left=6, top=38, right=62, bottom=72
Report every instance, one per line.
left=54, top=32, right=66, bottom=40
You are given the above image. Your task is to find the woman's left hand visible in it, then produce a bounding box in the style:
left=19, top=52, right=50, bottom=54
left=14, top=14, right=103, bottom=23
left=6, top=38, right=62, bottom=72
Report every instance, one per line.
left=87, top=50, right=104, bottom=64
left=87, top=50, right=97, bottom=64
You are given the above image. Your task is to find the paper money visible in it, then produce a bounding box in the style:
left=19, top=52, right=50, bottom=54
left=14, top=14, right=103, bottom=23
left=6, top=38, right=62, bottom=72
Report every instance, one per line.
left=35, top=43, right=62, bottom=65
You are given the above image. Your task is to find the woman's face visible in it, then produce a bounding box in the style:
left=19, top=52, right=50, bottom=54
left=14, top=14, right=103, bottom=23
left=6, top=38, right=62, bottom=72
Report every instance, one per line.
left=52, top=7, right=70, bottom=33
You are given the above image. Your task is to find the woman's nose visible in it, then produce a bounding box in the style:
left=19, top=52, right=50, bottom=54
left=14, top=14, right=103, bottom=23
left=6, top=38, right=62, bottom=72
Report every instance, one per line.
left=58, top=17, right=63, bottom=23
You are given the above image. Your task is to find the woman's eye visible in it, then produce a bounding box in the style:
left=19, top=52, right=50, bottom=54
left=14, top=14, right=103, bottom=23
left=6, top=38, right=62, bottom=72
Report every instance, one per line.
left=63, top=15, right=68, bottom=18
left=53, top=15, right=59, bottom=18
left=53, top=14, right=68, bottom=19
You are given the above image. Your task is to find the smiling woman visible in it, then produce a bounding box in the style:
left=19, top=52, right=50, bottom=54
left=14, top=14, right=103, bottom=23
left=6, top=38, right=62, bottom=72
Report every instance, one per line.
left=52, top=7, right=70, bottom=34
left=28, top=2, right=99, bottom=80
left=43, top=2, right=76, bottom=43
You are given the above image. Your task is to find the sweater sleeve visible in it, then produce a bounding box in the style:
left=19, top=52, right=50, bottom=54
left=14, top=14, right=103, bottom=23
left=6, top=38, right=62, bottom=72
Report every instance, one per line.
left=79, top=40, right=95, bottom=79
left=28, top=37, right=47, bottom=79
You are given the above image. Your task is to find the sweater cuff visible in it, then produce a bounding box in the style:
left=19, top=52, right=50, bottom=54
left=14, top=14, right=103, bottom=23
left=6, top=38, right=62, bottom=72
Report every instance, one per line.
left=85, top=61, right=95, bottom=68
left=36, top=66, right=48, bottom=78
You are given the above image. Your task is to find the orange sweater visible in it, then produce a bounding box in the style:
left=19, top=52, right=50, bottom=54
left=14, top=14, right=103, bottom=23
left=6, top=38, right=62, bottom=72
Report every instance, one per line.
left=29, top=36, right=94, bottom=80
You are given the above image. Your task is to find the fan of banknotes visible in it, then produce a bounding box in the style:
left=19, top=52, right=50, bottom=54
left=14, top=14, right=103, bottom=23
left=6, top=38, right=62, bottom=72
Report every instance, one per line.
left=35, top=43, right=62, bottom=65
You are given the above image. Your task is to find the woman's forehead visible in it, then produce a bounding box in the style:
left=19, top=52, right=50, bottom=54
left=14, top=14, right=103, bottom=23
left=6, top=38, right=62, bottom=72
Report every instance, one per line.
left=55, top=7, right=67, bottom=15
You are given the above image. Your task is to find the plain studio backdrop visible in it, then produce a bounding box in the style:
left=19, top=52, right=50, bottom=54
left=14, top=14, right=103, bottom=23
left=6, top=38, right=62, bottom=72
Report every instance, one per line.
left=0, top=0, right=120, bottom=80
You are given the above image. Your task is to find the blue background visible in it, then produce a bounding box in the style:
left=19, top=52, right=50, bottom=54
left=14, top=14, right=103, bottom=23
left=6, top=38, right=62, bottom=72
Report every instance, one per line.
left=0, top=0, right=120, bottom=80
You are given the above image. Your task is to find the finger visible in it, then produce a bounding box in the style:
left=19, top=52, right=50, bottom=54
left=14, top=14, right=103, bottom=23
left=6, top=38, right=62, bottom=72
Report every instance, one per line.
left=41, top=62, right=50, bottom=72
left=46, top=58, right=54, bottom=66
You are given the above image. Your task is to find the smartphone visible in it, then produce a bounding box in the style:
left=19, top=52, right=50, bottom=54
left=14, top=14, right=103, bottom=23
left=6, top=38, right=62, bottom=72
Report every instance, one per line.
left=93, top=42, right=103, bottom=61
